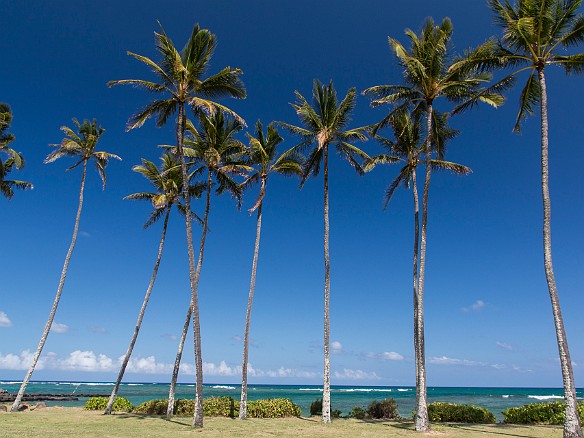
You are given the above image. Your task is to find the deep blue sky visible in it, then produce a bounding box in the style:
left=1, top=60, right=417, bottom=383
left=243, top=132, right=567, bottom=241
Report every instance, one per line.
left=1, top=0, right=583, bottom=387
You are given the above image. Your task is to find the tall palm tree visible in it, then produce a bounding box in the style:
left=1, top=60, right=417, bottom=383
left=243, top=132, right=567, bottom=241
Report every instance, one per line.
left=109, top=23, right=245, bottom=428
left=165, top=112, right=249, bottom=419
left=365, top=112, right=470, bottom=410
left=238, top=121, right=303, bottom=420
left=279, top=79, right=368, bottom=424
left=104, top=153, right=202, bottom=414
left=363, top=18, right=505, bottom=431
left=0, top=103, right=31, bottom=199
left=10, top=119, right=120, bottom=412
left=472, top=2, right=584, bottom=436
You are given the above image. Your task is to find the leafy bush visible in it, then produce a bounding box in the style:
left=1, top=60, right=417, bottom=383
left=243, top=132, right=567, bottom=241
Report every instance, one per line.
left=310, top=398, right=323, bottom=416
left=132, top=399, right=168, bottom=415
left=502, top=401, right=584, bottom=425
left=349, top=406, right=366, bottom=419
left=203, top=396, right=237, bottom=417
left=309, top=398, right=341, bottom=418
left=428, top=402, right=495, bottom=423
left=367, top=398, right=400, bottom=419
left=83, top=396, right=133, bottom=412
left=247, top=398, right=301, bottom=418
left=132, top=397, right=300, bottom=418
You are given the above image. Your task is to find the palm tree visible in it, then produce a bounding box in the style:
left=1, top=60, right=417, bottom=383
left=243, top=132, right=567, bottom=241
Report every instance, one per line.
left=109, top=23, right=245, bottom=428
left=279, top=79, right=368, bottom=424
left=365, top=112, right=470, bottom=409
left=10, top=119, right=120, bottom=412
left=104, top=153, right=202, bottom=414
left=238, top=121, right=303, bottom=420
left=363, top=18, right=505, bottom=431
left=476, top=2, right=584, bottom=436
left=0, top=103, right=32, bottom=199
left=165, top=112, right=249, bottom=419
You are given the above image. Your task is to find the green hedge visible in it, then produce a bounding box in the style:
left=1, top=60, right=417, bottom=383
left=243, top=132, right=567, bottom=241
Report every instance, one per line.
left=133, top=397, right=301, bottom=418
left=503, top=401, right=584, bottom=425
left=427, top=402, right=495, bottom=423
left=83, top=397, right=133, bottom=412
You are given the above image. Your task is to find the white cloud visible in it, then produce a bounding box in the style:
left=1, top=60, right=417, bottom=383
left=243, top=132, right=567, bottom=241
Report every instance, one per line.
left=161, top=334, right=178, bottom=342
left=51, top=322, right=69, bottom=334
left=60, top=350, right=113, bottom=372
left=80, top=231, right=91, bottom=237
left=496, top=341, right=513, bottom=351
left=429, top=356, right=487, bottom=367
left=0, top=350, right=317, bottom=380
left=89, top=326, right=107, bottom=334
left=462, top=300, right=486, bottom=312
left=334, top=369, right=380, bottom=380
left=382, top=352, right=404, bottom=361
left=331, top=341, right=343, bottom=353
left=0, top=311, right=12, bottom=327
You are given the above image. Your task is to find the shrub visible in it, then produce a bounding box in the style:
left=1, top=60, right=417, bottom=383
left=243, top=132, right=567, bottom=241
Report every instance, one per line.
left=367, top=399, right=400, bottom=419
left=247, top=398, right=301, bottom=418
left=132, top=399, right=168, bottom=415
left=83, top=396, right=133, bottom=412
left=310, top=398, right=323, bottom=416
left=309, top=398, right=341, bottom=418
left=502, top=401, right=584, bottom=425
left=203, top=396, right=238, bottom=417
left=349, top=406, right=366, bottom=419
left=428, top=402, right=495, bottom=423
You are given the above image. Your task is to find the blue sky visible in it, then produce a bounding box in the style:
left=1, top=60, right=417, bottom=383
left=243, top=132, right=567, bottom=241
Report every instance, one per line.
left=1, top=0, right=584, bottom=387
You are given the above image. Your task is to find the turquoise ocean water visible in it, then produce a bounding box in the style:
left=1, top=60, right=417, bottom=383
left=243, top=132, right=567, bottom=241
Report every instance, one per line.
left=1, top=381, right=579, bottom=421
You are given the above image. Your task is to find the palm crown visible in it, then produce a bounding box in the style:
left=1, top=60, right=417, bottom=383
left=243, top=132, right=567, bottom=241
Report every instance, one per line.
left=486, top=0, right=584, bottom=130
left=45, top=118, right=121, bottom=188
left=184, top=112, right=250, bottom=205
left=279, top=79, right=369, bottom=184
left=108, top=23, right=246, bottom=129
left=125, top=153, right=203, bottom=228
left=242, top=120, right=304, bottom=213
left=364, top=17, right=507, bottom=132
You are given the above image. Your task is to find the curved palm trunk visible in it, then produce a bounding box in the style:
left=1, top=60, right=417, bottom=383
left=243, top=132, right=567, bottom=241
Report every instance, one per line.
left=176, top=103, right=205, bottom=428
left=414, top=104, right=432, bottom=432
left=322, top=144, right=331, bottom=424
left=239, top=178, right=266, bottom=420
left=538, top=70, right=582, bottom=438
left=105, top=208, right=171, bottom=415
left=11, top=160, right=87, bottom=412
left=166, top=305, right=191, bottom=418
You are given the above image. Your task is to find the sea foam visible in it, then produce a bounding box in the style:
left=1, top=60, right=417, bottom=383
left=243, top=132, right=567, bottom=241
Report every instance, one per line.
left=212, top=385, right=236, bottom=390
left=528, top=395, right=563, bottom=400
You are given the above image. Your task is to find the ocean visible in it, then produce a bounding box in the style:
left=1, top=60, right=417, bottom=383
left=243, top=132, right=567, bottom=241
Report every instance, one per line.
left=0, top=381, right=578, bottom=421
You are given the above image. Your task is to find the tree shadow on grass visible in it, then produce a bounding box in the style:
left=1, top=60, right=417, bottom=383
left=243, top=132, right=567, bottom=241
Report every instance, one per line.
left=442, top=423, right=560, bottom=438
left=111, top=413, right=193, bottom=428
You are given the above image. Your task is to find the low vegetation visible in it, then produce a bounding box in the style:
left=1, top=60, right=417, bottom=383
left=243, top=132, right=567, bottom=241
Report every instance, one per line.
left=503, top=401, right=584, bottom=425
left=130, top=396, right=301, bottom=418
left=84, top=397, right=133, bottom=412
left=427, top=402, right=496, bottom=423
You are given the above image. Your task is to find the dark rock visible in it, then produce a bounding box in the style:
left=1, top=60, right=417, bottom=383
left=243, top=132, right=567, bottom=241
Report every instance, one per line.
left=0, top=388, right=8, bottom=394
left=17, top=403, right=29, bottom=411
left=0, top=405, right=7, bottom=412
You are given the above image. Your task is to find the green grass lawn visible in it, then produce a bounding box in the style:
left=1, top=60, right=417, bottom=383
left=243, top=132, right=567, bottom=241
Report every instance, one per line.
left=0, top=407, right=563, bottom=437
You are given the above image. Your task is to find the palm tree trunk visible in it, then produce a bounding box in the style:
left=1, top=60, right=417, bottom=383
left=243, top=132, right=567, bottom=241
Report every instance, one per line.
left=105, top=208, right=171, bottom=415
left=411, top=168, right=421, bottom=399
left=414, top=104, right=432, bottom=432
left=538, top=69, right=582, bottom=438
left=191, top=169, right=212, bottom=426
left=322, top=143, right=331, bottom=424
left=239, top=178, right=266, bottom=420
left=175, top=103, right=205, bottom=428
left=167, top=305, right=191, bottom=418
left=11, top=160, right=87, bottom=412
